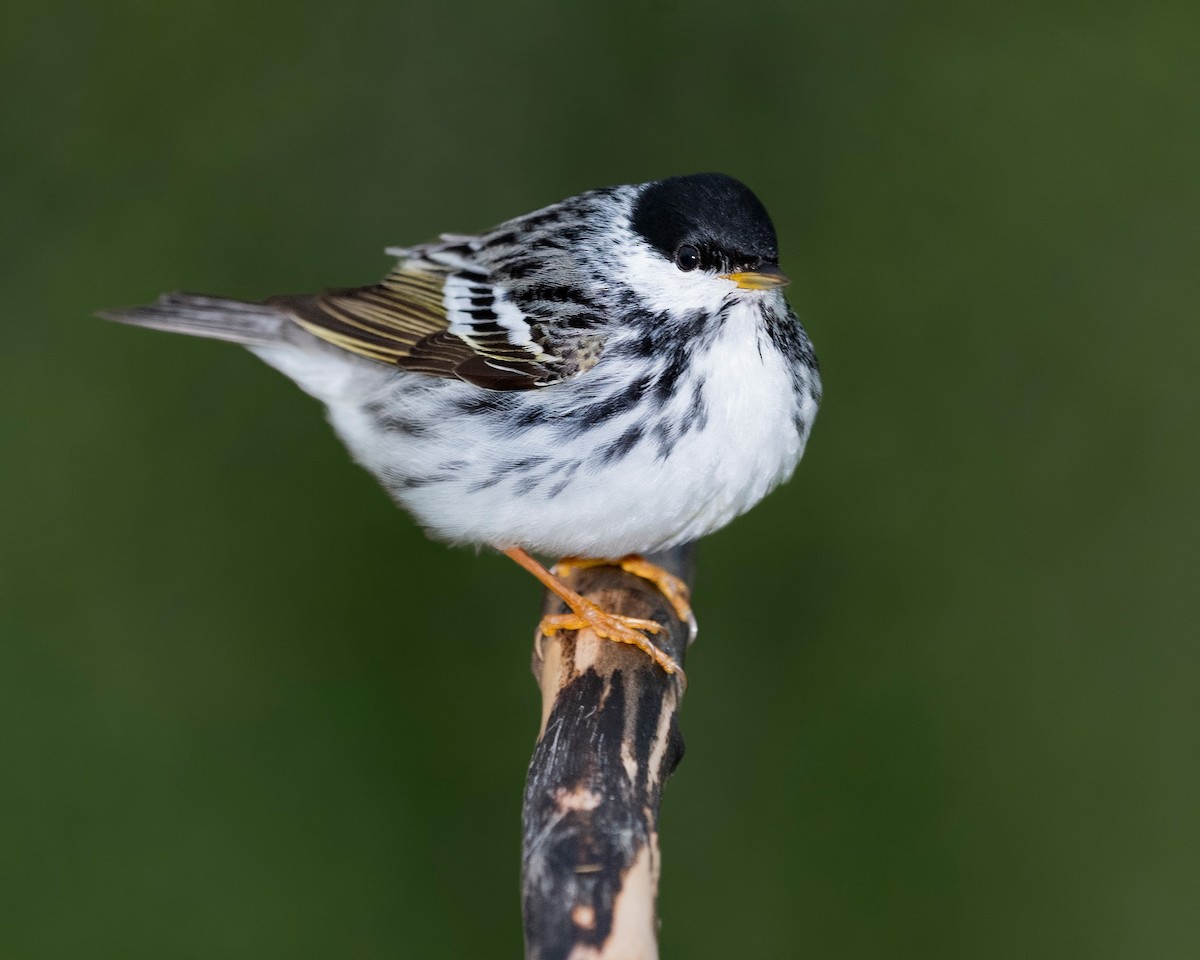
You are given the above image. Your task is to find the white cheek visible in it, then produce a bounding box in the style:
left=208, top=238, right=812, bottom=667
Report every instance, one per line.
left=619, top=248, right=736, bottom=315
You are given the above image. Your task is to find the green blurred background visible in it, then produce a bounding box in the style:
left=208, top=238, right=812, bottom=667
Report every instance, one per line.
left=3, top=1, right=1197, bottom=956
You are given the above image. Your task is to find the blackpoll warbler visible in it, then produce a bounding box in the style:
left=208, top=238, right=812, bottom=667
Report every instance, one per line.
left=101, top=173, right=822, bottom=679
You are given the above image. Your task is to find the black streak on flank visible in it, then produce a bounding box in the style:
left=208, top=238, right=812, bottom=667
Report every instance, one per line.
left=364, top=400, right=431, bottom=438
left=650, top=379, right=707, bottom=461
left=654, top=349, right=688, bottom=403
left=515, top=403, right=551, bottom=428
left=544, top=460, right=581, bottom=499
left=513, top=474, right=543, bottom=497
left=684, top=379, right=708, bottom=432
left=506, top=455, right=550, bottom=473
left=618, top=308, right=715, bottom=367
left=601, top=424, right=643, bottom=464
left=467, top=474, right=503, bottom=493
left=570, top=375, right=652, bottom=434
left=619, top=309, right=669, bottom=360
left=379, top=414, right=430, bottom=438
left=390, top=473, right=436, bottom=489
left=653, top=421, right=678, bottom=462
left=455, top=393, right=509, bottom=416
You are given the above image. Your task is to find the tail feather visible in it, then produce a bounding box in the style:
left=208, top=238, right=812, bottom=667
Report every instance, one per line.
left=97, top=292, right=290, bottom=347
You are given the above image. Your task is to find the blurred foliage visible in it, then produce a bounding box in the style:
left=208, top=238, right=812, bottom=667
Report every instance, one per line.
left=2, top=0, right=1198, bottom=956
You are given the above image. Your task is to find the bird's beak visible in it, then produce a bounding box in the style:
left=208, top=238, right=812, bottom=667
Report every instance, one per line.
left=721, top=264, right=790, bottom=290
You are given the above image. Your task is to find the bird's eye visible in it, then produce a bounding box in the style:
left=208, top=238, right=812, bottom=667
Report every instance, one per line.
left=674, top=244, right=701, bottom=272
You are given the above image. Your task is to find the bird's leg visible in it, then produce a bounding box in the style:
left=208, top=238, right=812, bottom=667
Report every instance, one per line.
left=502, top=547, right=685, bottom=680
left=554, top=555, right=694, bottom=627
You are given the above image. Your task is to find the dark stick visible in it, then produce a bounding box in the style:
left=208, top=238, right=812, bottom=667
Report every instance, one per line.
left=522, top=545, right=695, bottom=960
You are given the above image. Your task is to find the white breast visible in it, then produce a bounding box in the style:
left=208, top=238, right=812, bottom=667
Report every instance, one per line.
left=642, top=300, right=808, bottom=546
left=290, top=297, right=813, bottom=559
left=425, top=298, right=810, bottom=558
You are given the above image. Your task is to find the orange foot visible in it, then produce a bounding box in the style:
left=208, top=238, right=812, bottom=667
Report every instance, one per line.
left=540, top=597, right=682, bottom=676
left=502, top=547, right=687, bottom=684
left=555, top=555, right=696, bottom=641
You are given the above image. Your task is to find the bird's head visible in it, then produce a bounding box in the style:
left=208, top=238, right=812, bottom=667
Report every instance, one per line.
left=617, top=173, right=789, bottom=316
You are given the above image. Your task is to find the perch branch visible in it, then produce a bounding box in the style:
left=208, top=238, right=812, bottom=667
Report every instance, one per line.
left=522, top=545, right=695, bottom=960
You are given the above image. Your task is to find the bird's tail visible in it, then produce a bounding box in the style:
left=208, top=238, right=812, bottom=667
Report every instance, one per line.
left=97, top=292, right=290, bottom=347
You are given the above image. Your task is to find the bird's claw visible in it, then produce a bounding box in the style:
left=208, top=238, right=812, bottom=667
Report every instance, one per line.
left=538, top=599, right=685, bottom=683
left=554, top=555, right=695, bottom=626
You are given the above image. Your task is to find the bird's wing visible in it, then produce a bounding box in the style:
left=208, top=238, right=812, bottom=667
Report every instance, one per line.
left=267, top=246, right=564, bottom=390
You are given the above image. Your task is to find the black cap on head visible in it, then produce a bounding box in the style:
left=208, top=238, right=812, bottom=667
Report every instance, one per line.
left=630, top=173, right=779, bottom=269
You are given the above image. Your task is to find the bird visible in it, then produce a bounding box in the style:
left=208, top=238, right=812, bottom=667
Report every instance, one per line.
left=100, top=173, right=822, bottom=683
